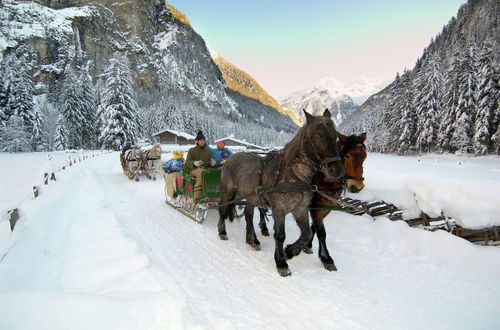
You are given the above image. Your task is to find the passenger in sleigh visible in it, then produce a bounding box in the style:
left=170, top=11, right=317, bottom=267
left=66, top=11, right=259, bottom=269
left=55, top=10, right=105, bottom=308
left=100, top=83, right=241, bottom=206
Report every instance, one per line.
left=185, top=130, right=216, bottom=202
left=162, top=150, right=185, bottom=198
left=209, top=141, right=233, bottom=168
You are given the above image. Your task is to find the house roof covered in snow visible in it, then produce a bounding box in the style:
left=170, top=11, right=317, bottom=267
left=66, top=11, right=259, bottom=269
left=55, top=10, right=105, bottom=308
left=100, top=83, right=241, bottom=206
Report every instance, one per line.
left=214, top=136, right=266, bottom=150
left=152, top=129, right=195, bottom=140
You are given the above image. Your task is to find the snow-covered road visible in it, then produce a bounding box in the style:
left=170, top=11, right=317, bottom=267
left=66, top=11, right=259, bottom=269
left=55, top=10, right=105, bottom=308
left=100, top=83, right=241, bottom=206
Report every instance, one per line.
left=1, top=152, right=499, bottom=329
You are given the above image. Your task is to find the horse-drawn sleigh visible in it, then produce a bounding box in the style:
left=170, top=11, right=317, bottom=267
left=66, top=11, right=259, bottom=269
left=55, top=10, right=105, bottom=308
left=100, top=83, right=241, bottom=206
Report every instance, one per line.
left=120, top=144, right=162, bottom=181
left=164, top=110, right=367, bottom=276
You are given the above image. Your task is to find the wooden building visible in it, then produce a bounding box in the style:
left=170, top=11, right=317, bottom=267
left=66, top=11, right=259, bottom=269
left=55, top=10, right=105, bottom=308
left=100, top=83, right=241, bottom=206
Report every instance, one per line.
left=214, top=137, right=266, bottom=150
left=153, top=129, right=195, bottom=145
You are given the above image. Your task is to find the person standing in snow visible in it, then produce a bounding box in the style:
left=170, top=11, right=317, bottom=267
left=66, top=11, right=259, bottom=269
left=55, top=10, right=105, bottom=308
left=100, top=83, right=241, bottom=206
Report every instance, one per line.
left=162, top=150, right=184, bottom=199
left=210, top=141, right=233, bottom=167
left=185, top=131, right=216, bottom=202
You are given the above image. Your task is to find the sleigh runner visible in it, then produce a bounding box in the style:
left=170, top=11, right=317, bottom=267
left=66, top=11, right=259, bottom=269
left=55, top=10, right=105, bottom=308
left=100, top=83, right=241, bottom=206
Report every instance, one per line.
left=164, top=168, right=245, bottom=223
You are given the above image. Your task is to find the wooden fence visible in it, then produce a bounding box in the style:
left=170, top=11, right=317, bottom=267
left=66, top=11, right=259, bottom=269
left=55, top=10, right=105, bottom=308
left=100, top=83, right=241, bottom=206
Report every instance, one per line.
left=338, top=197, right=500, bottom=246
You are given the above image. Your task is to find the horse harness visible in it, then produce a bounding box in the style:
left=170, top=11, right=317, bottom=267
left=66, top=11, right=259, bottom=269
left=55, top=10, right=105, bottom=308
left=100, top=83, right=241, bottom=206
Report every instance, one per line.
left=216, top=143, right=343, bottom=209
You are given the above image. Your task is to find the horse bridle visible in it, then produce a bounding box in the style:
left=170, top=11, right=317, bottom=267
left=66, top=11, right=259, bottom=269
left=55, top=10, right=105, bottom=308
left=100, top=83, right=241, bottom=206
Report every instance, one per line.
left=304, top=134, right=342, bottom=170
left=340, top=143, right=366, bottom=182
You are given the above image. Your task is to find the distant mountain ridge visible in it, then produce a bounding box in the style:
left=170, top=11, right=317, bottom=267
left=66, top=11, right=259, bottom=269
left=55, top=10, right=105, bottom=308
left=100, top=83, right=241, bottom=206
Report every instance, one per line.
left=280, top=77, right=388, bottom=126
left=210, top=50, right=302, bottom=126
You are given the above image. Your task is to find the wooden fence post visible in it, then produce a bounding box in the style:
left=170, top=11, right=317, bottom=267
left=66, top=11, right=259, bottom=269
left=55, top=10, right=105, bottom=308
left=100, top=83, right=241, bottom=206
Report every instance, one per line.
left=8, top=209, right=19, bottom=231
left=33, top=186, right=39, bottom=198
left=44, top=173, right=49, bottom=185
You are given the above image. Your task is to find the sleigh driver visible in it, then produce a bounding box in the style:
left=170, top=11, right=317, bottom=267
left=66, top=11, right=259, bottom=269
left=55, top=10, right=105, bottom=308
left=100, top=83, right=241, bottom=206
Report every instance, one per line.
left=185, top=130, right=217, bottom=203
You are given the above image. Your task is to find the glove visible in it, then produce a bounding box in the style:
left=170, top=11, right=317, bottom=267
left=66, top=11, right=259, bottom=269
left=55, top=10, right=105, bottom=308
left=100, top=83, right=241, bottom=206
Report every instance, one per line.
left=210, top=159, right=216, bottom=167
left=193, top=160, right=203, bottom=167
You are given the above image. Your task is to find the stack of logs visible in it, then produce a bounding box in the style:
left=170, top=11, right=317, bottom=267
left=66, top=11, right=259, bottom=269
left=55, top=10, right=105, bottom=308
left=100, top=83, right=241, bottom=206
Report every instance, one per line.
left=338, top=198, right=500, bottom=246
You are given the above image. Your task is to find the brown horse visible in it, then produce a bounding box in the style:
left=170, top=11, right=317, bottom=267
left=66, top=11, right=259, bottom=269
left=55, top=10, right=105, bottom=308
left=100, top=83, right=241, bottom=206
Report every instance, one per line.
left=257, top=133, right=367, bottom=271
left=307, top=133, right=367, bottom=270
left=218, top=110, right=345, bottom=277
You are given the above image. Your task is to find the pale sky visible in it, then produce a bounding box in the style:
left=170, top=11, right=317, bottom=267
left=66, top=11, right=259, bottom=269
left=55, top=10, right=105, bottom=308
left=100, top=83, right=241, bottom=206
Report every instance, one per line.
left=168, top=0, right=467, bottom=98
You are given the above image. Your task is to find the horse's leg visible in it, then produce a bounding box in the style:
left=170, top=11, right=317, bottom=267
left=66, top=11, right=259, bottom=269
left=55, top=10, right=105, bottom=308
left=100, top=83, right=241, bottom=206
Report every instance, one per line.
left=258, top=208, right=270, bottom=236
left=244, top=205, right=260, bottom=250
left=218, top=189, right=236, bottom=240
left=272, top=211, right=290, bottom=277
left=315, top=213, right=337, bottom=271
left=303, top=219, right=316, bottom=255
left=285, top=206, right=312, bottom=260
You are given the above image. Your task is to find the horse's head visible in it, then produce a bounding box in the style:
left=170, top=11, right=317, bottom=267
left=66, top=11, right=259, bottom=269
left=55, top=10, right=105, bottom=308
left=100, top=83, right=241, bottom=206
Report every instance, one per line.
left=302, top=109, right=345, bottom=182
left=337, top=132, right=367, bottom=193
left=152, top=144, right=162, bottom=158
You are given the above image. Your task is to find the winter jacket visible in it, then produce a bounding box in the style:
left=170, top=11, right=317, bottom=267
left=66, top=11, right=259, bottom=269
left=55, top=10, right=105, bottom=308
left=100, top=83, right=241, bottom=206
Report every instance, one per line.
left=210, top=147, right=233, bottom=166
left=163, top=158, right=184, bottom=173
left=122, top=145, right=132, bottom=155
left=185, top=145, right=214, bottom=172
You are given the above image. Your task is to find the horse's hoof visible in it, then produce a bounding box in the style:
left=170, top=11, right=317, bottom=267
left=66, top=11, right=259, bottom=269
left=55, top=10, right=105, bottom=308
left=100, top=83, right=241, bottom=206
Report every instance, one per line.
left=323, top=262, right=337, bottom=272
left=248, top=242, right=261, bottom=251
left=219, top=233, right=228, bottom=240
left=261, top=229, right=269, bottom=236
left=135, top=178, right=139, bottom=182
left=277, top=267, right=292, bottom=277
left=303, top=246, right=313, bottom=254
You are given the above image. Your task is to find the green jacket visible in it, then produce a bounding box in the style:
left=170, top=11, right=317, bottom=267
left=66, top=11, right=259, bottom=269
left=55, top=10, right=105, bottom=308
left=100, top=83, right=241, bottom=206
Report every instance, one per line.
left=185, top=145, right=213, bottom=172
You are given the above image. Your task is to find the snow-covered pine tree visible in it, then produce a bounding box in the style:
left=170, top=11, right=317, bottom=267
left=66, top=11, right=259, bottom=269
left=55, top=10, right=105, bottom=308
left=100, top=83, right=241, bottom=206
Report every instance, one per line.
left=451, top=45, right=478, bottom=153
left=98, top=54, right=139, bottom=150
left=380, top=73, right=402, bottom=152
left=31, top=102, right=45, bottom=151
left=473, top=37, right=499, bottom=154
left=437, top=49, right=462, bottom=152
left=397, top=70, right=415, bottom=154
left=0, top=114, right=32, bottom=152
left=79, top=68, right=97, bottom=149
left=0, top=65, right=9, bottom=125
left=415, top=54, right=443, bottom=152
left=60, top=67, right=85, bottom=149
left=53, top=114, right=69, bottom=151
left=4, top=45, right=35, bottom=132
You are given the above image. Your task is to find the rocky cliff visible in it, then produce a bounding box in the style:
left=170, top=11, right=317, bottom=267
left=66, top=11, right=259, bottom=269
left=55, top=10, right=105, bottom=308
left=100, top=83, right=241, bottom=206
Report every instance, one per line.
left=0, top=0, right=298, bottom=145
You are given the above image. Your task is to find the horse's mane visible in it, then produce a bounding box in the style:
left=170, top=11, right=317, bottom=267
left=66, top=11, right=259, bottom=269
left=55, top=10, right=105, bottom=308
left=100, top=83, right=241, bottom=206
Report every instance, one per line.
left=282, top=124, right=309, bottom=167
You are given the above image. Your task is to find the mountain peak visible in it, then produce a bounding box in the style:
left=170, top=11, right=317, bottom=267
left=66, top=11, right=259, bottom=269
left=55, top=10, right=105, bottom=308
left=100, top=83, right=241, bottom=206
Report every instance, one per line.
left=280, top=76, right=388, bottom=126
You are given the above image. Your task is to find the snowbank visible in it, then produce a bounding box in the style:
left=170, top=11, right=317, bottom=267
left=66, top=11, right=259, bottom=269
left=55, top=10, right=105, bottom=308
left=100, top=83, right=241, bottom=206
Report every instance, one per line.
left=345, top=153, right=500, bottom=229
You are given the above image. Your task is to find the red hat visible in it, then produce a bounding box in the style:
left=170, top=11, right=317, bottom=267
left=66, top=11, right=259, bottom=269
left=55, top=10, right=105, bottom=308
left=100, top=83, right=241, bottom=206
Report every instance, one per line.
left=216, top=141, right=225, bottom=148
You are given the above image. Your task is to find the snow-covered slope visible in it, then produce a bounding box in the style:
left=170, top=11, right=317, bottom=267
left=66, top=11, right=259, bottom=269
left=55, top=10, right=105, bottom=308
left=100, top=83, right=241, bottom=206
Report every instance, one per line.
left=280, top=77, right=388, bottom=126
left=0, top=151, right=499, bottom=329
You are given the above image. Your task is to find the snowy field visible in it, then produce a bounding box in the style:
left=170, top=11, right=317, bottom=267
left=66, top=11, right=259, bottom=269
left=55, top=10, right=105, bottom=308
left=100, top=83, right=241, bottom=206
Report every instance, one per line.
left=0, top=151, right=499, bottom=329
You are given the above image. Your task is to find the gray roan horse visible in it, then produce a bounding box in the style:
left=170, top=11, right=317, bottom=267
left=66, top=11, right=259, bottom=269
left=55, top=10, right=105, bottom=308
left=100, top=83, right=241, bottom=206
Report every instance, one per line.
left=218, top=110, right=345, bottom=276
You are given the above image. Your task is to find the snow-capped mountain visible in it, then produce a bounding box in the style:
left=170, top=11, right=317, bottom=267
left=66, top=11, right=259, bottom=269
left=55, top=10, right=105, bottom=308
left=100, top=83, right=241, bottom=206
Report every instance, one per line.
left=279, top=77, right=388, bottom=126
